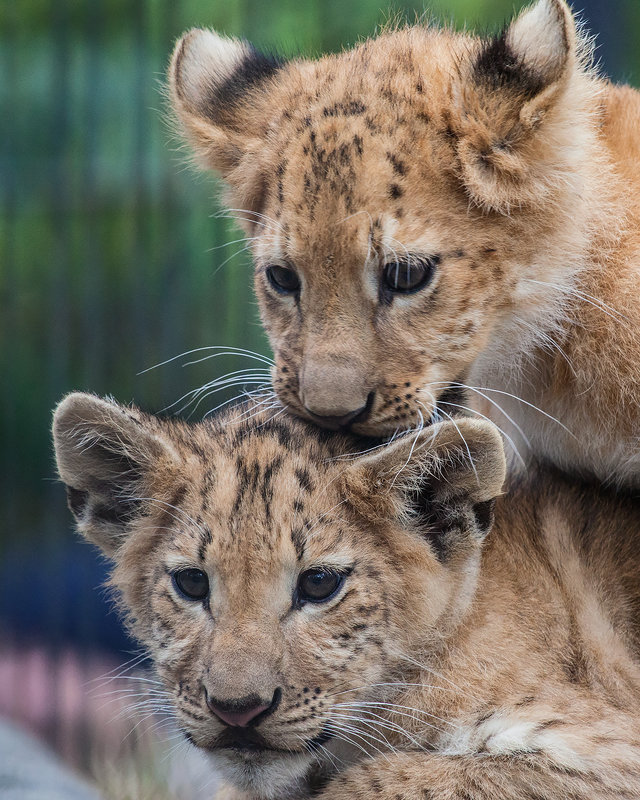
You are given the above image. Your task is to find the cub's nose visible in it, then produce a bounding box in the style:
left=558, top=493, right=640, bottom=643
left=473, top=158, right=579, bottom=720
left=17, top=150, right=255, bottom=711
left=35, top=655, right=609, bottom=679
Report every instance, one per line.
left=299, top=360, right=372, bottom=427
left=206, top=689, right=281, bottom=728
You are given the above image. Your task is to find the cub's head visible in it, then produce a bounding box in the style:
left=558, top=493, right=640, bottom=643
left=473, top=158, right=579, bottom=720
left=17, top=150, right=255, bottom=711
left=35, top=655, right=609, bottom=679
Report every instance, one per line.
left=53, top=394, right=505, bottom=798
left=169, top=0, right=599, bottom=436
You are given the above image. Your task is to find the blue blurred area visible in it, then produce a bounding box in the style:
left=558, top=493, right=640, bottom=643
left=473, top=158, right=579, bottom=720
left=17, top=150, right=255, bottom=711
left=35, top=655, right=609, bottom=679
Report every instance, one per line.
left=1, top=539, right=135, bottom=655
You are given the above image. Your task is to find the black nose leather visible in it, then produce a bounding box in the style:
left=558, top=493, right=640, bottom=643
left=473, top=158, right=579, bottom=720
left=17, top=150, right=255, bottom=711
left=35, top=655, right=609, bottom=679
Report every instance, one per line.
left=206, top=689, right=281, bottom=728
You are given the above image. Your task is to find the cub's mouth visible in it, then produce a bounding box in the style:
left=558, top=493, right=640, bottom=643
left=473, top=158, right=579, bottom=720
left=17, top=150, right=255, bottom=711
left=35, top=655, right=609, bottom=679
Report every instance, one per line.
left=212, top=727, right=290, bottom=753
left=348, top=382, right=470, bottom=437
left=284, top=377, right=470, bottom=438
left=202, top=725, right=334, bottom=756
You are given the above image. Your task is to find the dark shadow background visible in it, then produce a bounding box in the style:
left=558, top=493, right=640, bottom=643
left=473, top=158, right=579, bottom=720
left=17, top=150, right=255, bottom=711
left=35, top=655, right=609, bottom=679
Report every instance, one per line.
left=1, top=0, right=638, bottom=769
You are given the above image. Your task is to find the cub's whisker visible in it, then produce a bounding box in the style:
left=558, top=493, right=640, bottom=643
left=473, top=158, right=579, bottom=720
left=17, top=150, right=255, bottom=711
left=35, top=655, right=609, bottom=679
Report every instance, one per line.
left=438, top=399, right=526, bottom=468
left=138, top=345, right=274, bottom=376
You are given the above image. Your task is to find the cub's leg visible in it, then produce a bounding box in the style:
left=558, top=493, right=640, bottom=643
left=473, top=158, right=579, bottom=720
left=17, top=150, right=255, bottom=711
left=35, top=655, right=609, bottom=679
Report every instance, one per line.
left=314, top=748, right=640, bottom=800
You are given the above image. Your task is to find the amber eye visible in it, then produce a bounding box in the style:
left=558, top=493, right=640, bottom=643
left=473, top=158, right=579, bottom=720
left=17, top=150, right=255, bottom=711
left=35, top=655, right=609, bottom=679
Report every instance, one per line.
left=382, top=256, right=437, bottom=294
left=297, top=568, right=346, bottom=604
left=266, top=265, right=301, bottom=294
left=173, top=568, right=209, bottom=601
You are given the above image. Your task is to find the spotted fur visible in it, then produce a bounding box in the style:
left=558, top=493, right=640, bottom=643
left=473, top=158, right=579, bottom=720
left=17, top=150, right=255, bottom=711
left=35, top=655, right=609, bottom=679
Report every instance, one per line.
left=169, top=0, right=640, bottom=487
left=54, top=393, right=640, bottom=799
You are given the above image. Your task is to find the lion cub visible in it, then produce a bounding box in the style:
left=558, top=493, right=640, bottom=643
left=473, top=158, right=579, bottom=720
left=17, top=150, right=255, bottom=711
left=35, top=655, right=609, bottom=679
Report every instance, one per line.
left=169, top=0, right=640, bottom=486
left=54, top=393, right=640, bottom=799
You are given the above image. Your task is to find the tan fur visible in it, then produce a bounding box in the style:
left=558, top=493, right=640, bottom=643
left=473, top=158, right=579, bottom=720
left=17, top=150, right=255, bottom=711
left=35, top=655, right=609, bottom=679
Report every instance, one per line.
left=169, top=0, right=640, bottom=487
left=53, top=394, right=640, bottom=799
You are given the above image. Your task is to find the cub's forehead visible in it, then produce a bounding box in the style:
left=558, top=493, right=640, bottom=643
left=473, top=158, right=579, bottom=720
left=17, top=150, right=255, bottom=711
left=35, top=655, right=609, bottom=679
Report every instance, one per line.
left=166, top=412, right=353, bottom=560
left=253, top=30, right=472, bottom=242
left=285, top=28, right=465, bottom=114
left=207, top=425, right=331, bottom=519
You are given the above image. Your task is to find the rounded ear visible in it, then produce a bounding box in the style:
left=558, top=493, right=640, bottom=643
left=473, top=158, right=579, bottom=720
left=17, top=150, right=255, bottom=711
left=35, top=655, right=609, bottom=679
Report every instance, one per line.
left=345, top=418, right=506, bottom=559
left=168, top=28, right=284, bottom=181
left=452, top=0, right=585, bottom=212
left=53, top=393, right=177, bottom=557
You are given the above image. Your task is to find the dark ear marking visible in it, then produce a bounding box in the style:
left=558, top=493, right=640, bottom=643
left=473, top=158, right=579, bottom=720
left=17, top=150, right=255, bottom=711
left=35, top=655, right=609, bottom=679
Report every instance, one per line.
left=406, top=481, right=496, bottom=562
left=204, top=46, right=285, bottom=127
left=66, top=486, right=89, bottom=519
left=53, top=392, right=175, bottom=556
left=472, top=498, right=495, bottom=536
left=405, top=483, right=466, bottom=563
left=474, top=29, right=546, bottom=100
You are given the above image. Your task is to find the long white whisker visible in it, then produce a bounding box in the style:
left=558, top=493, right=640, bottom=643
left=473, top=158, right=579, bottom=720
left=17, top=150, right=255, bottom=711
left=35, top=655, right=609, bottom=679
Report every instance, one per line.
left=524, top=278, right=629, bottom=322
left=322, top=720, right=391, bottom=761
left=389, top=408, right=425, bottom=488
left=335, top=700, right=457, bottom=729
left=425, top=381, right=531, bottom=448
left=163, top=369, right=272, bottom=414
left=331, top=710, right=428, bottom=748
left=138, top=345, right=274, bottom=375
left=417, top=400, right=479, bottom=485
left=438, top=399, right=526, bottom=468
left=396, top=653, right=484, bottom=704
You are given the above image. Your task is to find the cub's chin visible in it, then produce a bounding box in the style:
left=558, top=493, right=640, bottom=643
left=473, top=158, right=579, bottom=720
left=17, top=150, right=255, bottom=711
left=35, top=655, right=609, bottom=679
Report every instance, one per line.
left=206, top=748, right=315, bottom=800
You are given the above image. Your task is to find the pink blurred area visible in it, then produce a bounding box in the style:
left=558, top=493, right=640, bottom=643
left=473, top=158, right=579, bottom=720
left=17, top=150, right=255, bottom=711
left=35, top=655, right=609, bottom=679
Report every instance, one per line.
left=0, top=645, right=161, bottom=770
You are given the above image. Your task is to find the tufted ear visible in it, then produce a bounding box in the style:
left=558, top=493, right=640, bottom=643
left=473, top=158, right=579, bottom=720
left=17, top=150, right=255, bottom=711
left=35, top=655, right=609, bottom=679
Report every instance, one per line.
left=346, top=419, right=506, bottom=560
left=453, top=0, right=582, bottom=212
left=53, top=393, right=178, bottom=557
left=168, top=28, right=285, bottom=213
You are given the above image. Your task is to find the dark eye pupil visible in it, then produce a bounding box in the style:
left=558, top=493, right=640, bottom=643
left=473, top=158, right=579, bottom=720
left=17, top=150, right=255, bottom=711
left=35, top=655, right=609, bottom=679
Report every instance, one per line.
left=173, top=568, right=209, bottom=601
left=298, top=569, right=342, bottom=603
left=266, top=265, right=301, bottom=294
left=382, top=258, right=435, bottom=293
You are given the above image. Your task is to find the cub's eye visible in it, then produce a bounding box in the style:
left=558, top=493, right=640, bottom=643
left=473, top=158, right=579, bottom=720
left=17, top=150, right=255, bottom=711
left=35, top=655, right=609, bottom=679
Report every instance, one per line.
left=266, top=265, right=301, bottom=295
left=173, top=568, right=209, bottom=601
left=382, top=256, right=437, bottom=294
left=297, top=568, right=345, bottom=604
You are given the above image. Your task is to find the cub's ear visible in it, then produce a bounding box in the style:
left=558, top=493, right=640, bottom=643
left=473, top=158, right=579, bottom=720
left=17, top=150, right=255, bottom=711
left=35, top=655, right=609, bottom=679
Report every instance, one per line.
left=453, top=0, right=585, bottom=212
left=346, top=419, right=506, bottom=560
left=53, top=393, right=177, bottom=557
left=168, top=29, right=285, bottom=209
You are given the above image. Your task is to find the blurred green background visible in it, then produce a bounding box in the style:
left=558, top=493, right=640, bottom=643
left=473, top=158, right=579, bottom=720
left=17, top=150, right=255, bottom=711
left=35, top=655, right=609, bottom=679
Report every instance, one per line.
left=1, top=0, right=638, bottom=766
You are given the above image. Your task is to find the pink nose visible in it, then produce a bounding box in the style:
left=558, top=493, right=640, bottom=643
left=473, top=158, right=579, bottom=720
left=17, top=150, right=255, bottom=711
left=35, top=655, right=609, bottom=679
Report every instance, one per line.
left=206, top=692, right=275, bottom=728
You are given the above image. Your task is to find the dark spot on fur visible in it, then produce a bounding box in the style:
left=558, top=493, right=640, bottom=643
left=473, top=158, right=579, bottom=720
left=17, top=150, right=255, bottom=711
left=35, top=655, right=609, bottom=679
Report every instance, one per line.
left=295, top=468, right=313, bottom=493
left=291, top=526, right=305, bottom=560
left=386, top=152, right=407, bottom=175
left=322, top=99, right=366, bottom=117
left=389, top=183, right=403, bottom=199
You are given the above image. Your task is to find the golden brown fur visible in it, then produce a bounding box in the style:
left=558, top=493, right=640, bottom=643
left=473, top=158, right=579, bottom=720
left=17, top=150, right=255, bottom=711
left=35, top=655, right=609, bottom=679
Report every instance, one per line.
left=168, top=0, right=640, bottom=486
left=53, top=394, right=640, bottom=799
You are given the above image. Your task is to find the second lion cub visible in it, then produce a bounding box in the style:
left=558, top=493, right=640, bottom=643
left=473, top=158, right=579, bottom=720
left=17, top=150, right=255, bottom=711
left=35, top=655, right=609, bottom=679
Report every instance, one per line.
left=54, top=395, right=640, bottom=799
